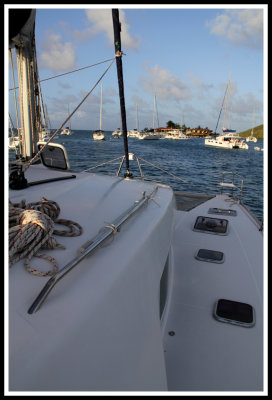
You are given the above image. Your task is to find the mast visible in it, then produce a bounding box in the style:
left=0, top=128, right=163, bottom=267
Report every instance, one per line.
left=251, top=108, right=255, bottom=136
left=136, top=103, right=139, bottom=131
left=214, top=76, right=229, bottom=134
left=112, top=9, right=131, bottom=177
left=155, top=93, right=159, bottom=128
left=68, top=104, right=71, bottom=130
left=223, top=71, right=232, bottom=131
left=100, top=84, right=102, bottom=131
left=9, top=9, right=38, bottom=160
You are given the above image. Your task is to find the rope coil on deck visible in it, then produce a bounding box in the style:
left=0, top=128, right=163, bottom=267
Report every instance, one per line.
left=9, top=197, right=83, bottom=277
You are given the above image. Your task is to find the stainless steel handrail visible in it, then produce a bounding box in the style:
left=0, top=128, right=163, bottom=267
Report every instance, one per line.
left=219, top=171, right=244, bottom=202
left=28, top=186, right=159, bottom=314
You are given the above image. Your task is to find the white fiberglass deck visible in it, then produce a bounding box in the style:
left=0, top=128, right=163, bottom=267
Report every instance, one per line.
left=9, top=164, right=175, bottom=391
left=163, top=194, right=263, bottom=391
left=8, top=164, right=263, bottom=392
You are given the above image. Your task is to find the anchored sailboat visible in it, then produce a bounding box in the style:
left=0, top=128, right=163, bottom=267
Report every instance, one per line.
left=138, top=94, right=161, bottom=139
left=60, top=104, right=72, bottom=135
left=93, top=84, right=105, bottom=140
left=205, top=73, right=248, bottom=149
left=128, top=103, right=141, bottom=138
left=246, top=109, right=258, bottom=142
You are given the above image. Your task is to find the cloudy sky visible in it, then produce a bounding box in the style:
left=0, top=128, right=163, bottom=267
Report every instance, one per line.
left=8, top=5, right=267, bottom=133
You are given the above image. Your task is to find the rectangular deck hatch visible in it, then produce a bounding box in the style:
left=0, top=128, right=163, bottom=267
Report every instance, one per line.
left=195, top=249, right=224, bottom=263
left=214, top=299, right=255, bottom=327
left=193, top=216, right=229, bottom=235
left=208, top=207, right=237, bottom=216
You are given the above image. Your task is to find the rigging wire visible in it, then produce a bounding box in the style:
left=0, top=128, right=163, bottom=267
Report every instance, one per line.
left=25, top=58, right=115, bottom=169
left=8, top=57, right=116, bottom=91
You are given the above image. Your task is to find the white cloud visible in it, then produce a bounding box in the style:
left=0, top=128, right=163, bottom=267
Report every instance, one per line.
left=207, top=9, right=263, bottom=49
left=77, top=9, right=140, bottom=50
left=140, top=64, right=191, bottom=101
left=40, top=32, right=77, bottom=71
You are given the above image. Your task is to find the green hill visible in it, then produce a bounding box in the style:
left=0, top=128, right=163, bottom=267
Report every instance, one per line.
left=238, top=124, right=263, bottom=139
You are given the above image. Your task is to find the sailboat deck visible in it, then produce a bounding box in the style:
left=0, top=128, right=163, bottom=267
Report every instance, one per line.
left=163, top=194, right=263, bottom=391
left=8, top=163, right=263, bottom=391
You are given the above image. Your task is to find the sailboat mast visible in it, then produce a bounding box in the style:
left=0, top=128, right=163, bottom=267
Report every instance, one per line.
left=223, top=71, right=231, bottom=130
left=155, top=93, right=159, bottom=128
left=68, top=104, right=71, bottom=130
left=136, top=103, right=139, bottom=131
left=214, top=75, right=229, bottom=134
left=112, top=9, right=131, bottom=177
left=100, top=84, right=102, bottom=131
left=251, top=108, right=255, bottom=136
left=153, top=95, right=155, bottom=130
left=9, top=9, right=38, bottom=160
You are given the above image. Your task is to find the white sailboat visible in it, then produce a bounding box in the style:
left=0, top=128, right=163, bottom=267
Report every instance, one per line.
left=60, top=104, right=72, bottom=135
left=93, top=84, right=105, bottom=141
left=246, top=109, right=258, bottom=142
left=7, top=8, right=264, bottom=393
left=205, top=73, right=248, bottom=150
left=128, top=103, right=141, bottom=138
left=205, top=134, right=249, bottom=149
left=8, top=114, right=21, bottom=150
left=139, top=95, right=161, bottom=140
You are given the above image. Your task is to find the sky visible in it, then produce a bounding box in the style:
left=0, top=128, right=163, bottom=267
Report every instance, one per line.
left=7, top=5, right=267, bottom=133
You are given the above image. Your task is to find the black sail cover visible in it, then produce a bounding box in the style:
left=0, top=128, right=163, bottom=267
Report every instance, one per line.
left=9, top=9, right=36, bottom=48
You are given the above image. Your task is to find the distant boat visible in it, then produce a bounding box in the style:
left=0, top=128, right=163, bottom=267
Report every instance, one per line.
left=206, top=73, right=248, bottom=149
left=93, top=85, right=105, bottom=141
left=112, top=128, right=122, bottom=138
left=163, top=129, right=190, bottom=140
left=127, top=129, right=141, bottom=138
left=8, top=136, right=20, bottom=149
left=60, top=104, right=72, bottom=135
left=254, top=146, right=263, bottom=151
left=205, top=133, right=249, bottom=150
left=128, top=103, right=141, bottom=138
left=60, top=127, right=71, bottom=135
left=138, top=129, right=161, bottom=140
left=8, top=113, right=21, bottom=149
left=39, top=127, right=51, bottom=141
left=246, top=110, right=258, bottom=142
left=93, top=130, right=105, bottom=140
left=139, top=95, right=161, bottom=140
left=246, top=133, right=258, bottom=143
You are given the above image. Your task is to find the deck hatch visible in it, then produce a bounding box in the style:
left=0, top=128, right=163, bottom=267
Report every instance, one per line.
left=193, top=216, right=229, bottom=235
left=195, top=249, right=224, bottom=263
left=214, top=299, right=255, bottom=327
left=208, top=207, right=237, bottom=216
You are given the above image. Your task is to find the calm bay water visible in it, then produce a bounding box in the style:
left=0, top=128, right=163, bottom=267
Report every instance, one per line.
left=9, top=130, right=264, bottom=222
left=52, top=130, right=264, bottom=222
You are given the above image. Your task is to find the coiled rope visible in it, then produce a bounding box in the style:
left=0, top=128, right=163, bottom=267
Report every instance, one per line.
left=9, top=197, right=83, bottom=277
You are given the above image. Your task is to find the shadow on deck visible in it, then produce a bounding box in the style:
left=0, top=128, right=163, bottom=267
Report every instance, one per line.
left=174, top=191, right=214, bottom=211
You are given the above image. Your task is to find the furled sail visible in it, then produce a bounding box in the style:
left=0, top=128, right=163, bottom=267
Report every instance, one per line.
left=9, top=9, right=36, bottom=48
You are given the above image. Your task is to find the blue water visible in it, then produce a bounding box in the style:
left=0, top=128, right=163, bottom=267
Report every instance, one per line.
left=9, top=130, right=264, bottom=222
left=51, top=130, right=264, bottom=222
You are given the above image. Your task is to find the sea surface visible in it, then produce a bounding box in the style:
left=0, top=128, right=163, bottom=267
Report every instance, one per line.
left=9, top=130, right=264, bottom=222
